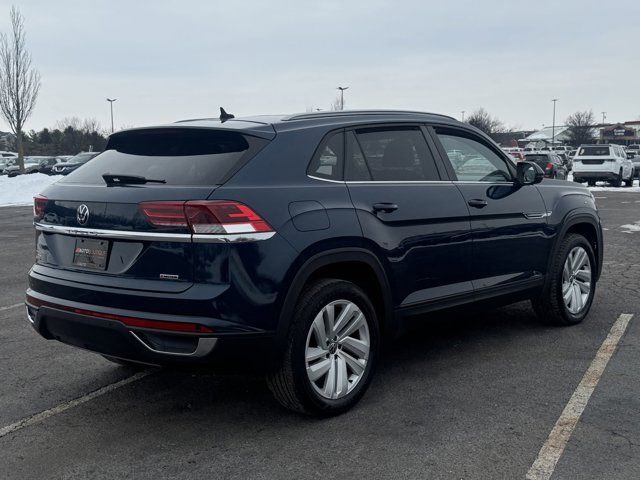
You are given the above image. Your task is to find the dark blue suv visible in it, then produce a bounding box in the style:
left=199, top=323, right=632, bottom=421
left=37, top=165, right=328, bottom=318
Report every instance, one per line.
left=26, top=110, right=603, bottom=416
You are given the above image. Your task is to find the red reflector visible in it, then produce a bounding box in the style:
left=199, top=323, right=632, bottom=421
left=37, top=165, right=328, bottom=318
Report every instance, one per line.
left=25, top=294, right=213, bottom=333
left=140, top=201, right=188, bottom=227
left=73, top=308, right=213, bottom=333
left=34, top=195, right=47, bottom=219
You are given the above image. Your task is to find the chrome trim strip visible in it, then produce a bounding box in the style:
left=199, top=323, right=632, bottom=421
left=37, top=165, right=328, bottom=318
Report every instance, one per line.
left=34, top=223, right=191, bottom=242
left=523, top=212, right=551, bottom=219
left=34, top=223, right=275, bottom=243
left=192, top=232, right=275, bottom=243
left=307, top=174, right=345, bottom=184
left=25, top=306, right=35, bottom=324
left=130, top=331, right=218, bottom=358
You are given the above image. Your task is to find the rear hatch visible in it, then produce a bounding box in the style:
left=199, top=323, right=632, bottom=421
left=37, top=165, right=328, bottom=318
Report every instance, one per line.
left=574, top=146, right=612, bottom=166
left=524, top=154, right=553, bottom=171
left=34, top=127, right=271, bottom=291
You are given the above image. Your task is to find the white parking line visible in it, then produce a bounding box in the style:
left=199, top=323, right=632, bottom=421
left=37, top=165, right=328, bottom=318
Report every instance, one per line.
left=526, top=313, right=634, bottom=480
left=0, top=303, right=22, bottom=312
left=0, top=370, right=154, bottom=439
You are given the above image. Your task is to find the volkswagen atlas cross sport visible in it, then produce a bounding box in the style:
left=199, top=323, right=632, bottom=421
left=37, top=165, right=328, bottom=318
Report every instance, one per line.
left=26, top=109, right=603, bottom=416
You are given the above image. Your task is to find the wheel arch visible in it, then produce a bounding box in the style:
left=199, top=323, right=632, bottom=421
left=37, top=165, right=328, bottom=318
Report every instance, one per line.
left=551, top=212, right=603, bottom=281
left=274, top=248, right=395, bottom=352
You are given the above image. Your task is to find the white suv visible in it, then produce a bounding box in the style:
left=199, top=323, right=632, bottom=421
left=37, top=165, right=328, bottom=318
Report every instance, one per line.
left=572, top=144, right=634, bottom=187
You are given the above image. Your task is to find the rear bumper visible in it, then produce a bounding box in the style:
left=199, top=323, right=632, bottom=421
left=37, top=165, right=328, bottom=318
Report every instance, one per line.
left=26, top=289, right=275, bottom=369
left=572, top=171, right=618, bottom=180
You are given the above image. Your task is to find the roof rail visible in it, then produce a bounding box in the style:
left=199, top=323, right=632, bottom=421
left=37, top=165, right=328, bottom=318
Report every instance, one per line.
left=284, top=110, right=457, bottom=122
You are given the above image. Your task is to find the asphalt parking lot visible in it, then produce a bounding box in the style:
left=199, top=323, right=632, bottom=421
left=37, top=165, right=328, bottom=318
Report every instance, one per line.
left=0, top=193, right=638, bottom=480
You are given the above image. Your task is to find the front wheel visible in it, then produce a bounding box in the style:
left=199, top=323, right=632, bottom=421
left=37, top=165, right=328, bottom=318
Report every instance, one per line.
left=532, top=234, right=596, bottom=325
left=267, top=279, right=379, bottom=416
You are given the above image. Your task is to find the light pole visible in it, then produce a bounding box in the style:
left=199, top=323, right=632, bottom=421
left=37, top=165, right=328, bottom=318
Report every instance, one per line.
left=551, top=99, right=558, bottom=147
left=461, top=110, right=466, bottom=122
left=337, top=87, right=349, bottom=110
left=106, top=98, right=117, bottom=133
left=601, top=112, right=607, bottom=125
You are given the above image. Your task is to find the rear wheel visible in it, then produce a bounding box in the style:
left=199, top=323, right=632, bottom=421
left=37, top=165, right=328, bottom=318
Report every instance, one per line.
left=612, top=169, right=622, bottom=187
left=267, top=279, right=379, bottom=416
left=532, top=234, right=596, bottom=325
left=624, top=170, right=634, bottom=187
left=587, top=179, right=596, bottom=186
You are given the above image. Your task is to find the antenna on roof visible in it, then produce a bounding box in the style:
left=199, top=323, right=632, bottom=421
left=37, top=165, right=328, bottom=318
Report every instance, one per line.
left=219, top=107, right=235, bottom=123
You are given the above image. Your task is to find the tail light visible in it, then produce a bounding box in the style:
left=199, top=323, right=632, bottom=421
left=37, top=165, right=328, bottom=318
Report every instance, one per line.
left=33, top=195, right=47, bottom=220
left=545, top=162, right=554, bottom=171
left=140, top=200, right=273, bottom=236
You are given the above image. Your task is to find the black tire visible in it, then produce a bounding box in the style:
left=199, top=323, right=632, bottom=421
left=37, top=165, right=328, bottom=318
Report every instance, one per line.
left=532, top=233, right=596, bottom=326
left=267, top=278, right=379, bottom=417
left=612, top=169, right=622, bottom=187
left=587, top=179, right=596, bottom=186
left=101, top=354, right=146, bottom=369
left=624, top=171, right=633, bottom=187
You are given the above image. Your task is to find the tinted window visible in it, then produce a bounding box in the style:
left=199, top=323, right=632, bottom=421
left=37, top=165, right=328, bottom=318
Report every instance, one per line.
left=61, top=129, right=263, bottom=186
left=345, top=131, right=371, bottom=181
left=307, top=132, right=343, bottom=180
left=436, top=132, right=513, bottom=182
left=578, top=146, right=610, bottom=156
left=354, top=127, right=439, bottom=181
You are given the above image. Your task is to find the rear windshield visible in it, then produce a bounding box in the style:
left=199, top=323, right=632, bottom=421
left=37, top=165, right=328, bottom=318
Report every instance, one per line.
left=578, top=146, right=610, bottom=156
left=524, top=154, right=550, bottom=165
left=60, top=129, right=265, bottom=186
left=628, top=145, right=640, bottom=150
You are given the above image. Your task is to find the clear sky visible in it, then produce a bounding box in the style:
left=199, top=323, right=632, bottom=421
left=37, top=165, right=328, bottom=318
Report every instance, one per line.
left=1, top=0, right=639, bottom=132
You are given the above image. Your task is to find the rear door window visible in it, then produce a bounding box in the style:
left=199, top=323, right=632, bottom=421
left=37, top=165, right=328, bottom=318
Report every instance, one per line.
left=60, top=128, right=267, bottom=186
left=353, top=127, right=440, bottom=181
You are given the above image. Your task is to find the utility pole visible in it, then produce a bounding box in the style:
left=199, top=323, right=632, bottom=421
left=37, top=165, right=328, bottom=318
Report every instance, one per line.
left=106, top=98, right=117, bottom=133
left=337, top=87, right=349, bottom=110
left=461, top=110, right=466, bottom=122
left=551, top=99, right=558, bottom=147
left=601, top=112, right=607, bottom=125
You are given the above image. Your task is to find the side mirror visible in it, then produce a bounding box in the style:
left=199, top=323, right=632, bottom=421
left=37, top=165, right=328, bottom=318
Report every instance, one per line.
left=516, top=161, right=544, bottom=185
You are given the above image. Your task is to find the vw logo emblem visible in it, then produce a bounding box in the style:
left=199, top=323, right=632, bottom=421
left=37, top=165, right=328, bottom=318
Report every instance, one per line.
left=77, top=204, right=90, bottom=226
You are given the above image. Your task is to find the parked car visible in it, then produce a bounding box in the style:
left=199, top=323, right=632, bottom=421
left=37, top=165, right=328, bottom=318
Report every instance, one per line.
left=51, top=152, right=100, bottom=175
left=36, top=157, right=63, bottom=175
left=26, top=110, right=603, bottom=416
left=6, top=156, right=46, bottom=176
left=502, top=148, right=525, bottom=162
left=0, top=157, right=16, bottom=175
left=572, top=144, right=634, bottom=187
left=524, top=152, right=568, bottom=179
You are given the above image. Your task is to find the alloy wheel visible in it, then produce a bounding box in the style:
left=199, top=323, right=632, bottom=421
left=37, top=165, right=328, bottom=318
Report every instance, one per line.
left=305, top=300, right=370, bottom=400
left=562, top=246, right=592, bottom=314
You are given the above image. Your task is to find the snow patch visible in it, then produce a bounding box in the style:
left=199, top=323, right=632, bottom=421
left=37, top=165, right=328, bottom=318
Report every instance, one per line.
left=620, top=221, right=640, bottom=233
left=0, top=174, right=61, bottom=207
left=567, top=172, right=640, bottom=192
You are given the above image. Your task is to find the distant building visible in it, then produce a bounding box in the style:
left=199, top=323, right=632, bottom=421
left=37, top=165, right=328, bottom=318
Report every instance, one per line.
left=599, top=122, right=640, bottom=145
left=520, top=126, right=572, bottom=148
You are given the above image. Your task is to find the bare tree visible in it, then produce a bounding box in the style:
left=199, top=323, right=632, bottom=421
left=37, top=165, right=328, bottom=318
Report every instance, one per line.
left=55, top=116, right=82, bottom=131
left=466, top=108, right=505, bottom=136
left=565, top=110, right=596, bottom=146
left=0, top=7, right=40, bottom=172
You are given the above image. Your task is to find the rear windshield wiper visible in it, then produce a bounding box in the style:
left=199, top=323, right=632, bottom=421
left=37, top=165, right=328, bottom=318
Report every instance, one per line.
left=102, top=173, right=166, bottom=186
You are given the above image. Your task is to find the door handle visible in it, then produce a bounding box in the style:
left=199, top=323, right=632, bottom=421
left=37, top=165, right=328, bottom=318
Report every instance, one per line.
left=467, top=199, right=488, bottom=208
left=372, top=203, right=398, bottom=213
